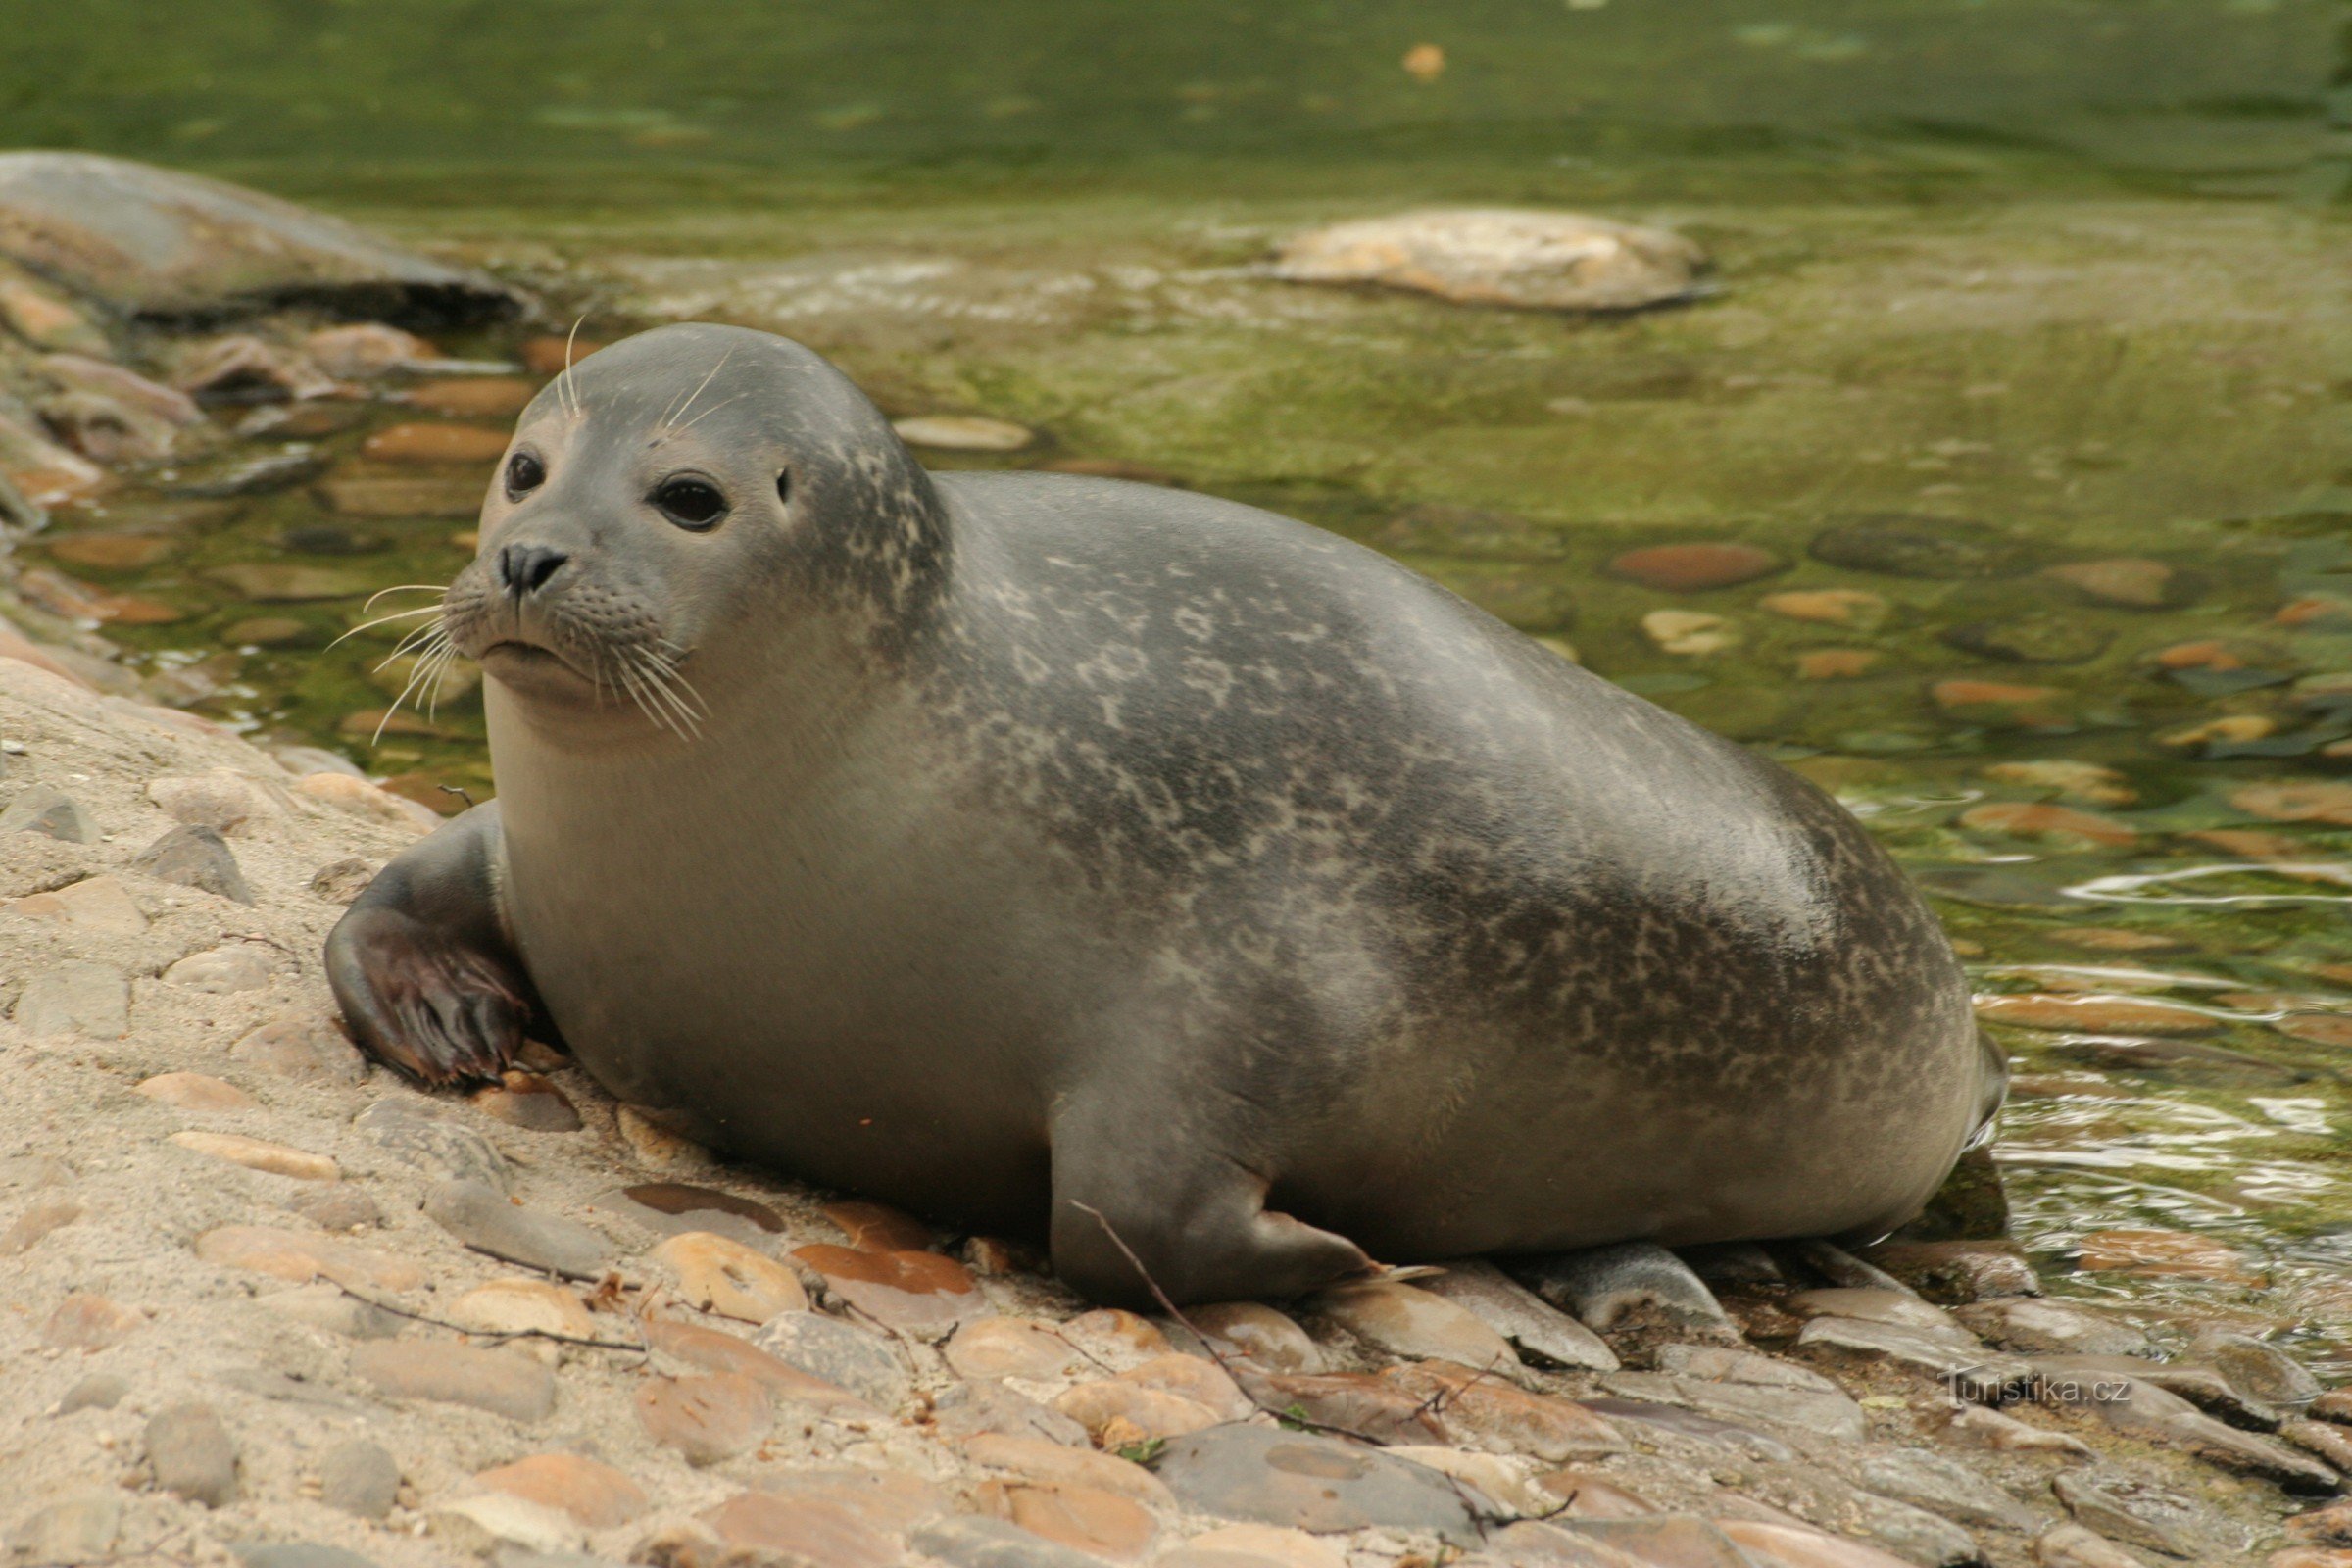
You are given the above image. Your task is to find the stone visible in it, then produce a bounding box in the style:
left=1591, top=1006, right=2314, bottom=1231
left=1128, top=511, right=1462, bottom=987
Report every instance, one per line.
left=49, top=530, right=179, bottom=570
left=2193, top=1332, right=2322, bottom=1408
left=2287, top=1420, right=2352, bottom=1473
left=471, top=1072, right=582, bottom=1132
left=2052, top=1471, right=2241, bottom=1559
left=2076, top=1228, right=2257, bottom=1282
left=232, top=1012, right=368, bottom=1084
left=2234, top=781, right=2352, bottom=827
left=1605, top=543, right=1784, bottom=592
left=891, top=415, right=1036, bottom=452
left=227, top=1545, right=382, bottom=1568
left=1716, top=1520, right=1921, bottom=1568
left=1944, top=614, right=2113, bottom=665
left=353, top=1341, right=557, bottom=1420
left=1782, top=1288, right=1960, bottom=1334
left=1654, top=1345, right=1843, bottom=1394
left=636, top=1372, right=769, bottom=1465
left=1600, top=1369, right=1865, bottom=1443
left=1168, top=1524, right=1347, bottom=1568
left=43, top=1292, right=146, bottom=1350
left=1861, top=1239, right=2038, bottom=1304
left=8, top=1493, right=121, bottom=1562
left=17, top=566, right=180, bottom=625
left=164, top=942, right=279, bottom=992
left=429, top=1494, right=588, bottom=1557
left=2032, top=1525, right=2152, bottom=1568
left=1796, top=1317, right=2016, bottom=1383
left=357, top=1096, right=512, bottom=1190
left=287, top=1185, right=378, bottom=1234
left=2035, top=1368, right=2334, bottom=1489
left=257, top=1282, right=403, bottom=1339
left=1976, top=996, right=2220, bottom=1037
left=1579, top=1396, right=1797, bottom=1460
left=0, top=151, right=518, bottom=319
left=1810, top=517, right=2034, bottom=580
left=1642, top=609, right=1738, bottom=655
left=1511, top=1242, right=1740, bottom=1340
left=170, top=1130, right=339, bottom=1182
left=424, top=1179, right=610, bottom=1278
left=9, top=874, right=146, bottom=934
left=978, top=1482, right=1157, bottom=1561
left=131, top=823, right=254, bottom=903
left=1061, top=1309, right=1175, bottom=1368
left=598, top=1181, right=784, bottom=1244
left=14, top=960, right=128, bottom=1036
left=308, top=856, right=379, bottom=903
left=911, top=1514, right=1119, bottom=1568
left=1239, top=1369, right=1448, bottom=1445
left=57, top=1372, right=128, bottom=1413
left=614, top=1103, right=706, bottom=1168
left=297, top=774, right=435, bottom=836
left=821, top=1198, right=934, bottom=1251
left=1386, top=1360, right=1626, bottom=1460
left=963, top=1433, right=1175, bottom=1508
left=700, top=1492, right=899, bottom=1567
left=451, top=1279, right=601, bottom=1342
left=932, top=1377, right=1093, bottom=1447
left=1117, top=1354, right=1252, bottom=1420
left=1055, top=1378, right=1223, bottom=1443
left=1796, top=648, right=1882, bottom=680
left=948, top=1316, right=1084, bottom=1381
left=1308, top=1280, right=1521, bottom=1372
left=654, top=1230, right=808, bottom=1322
left=790, top=1243, right=986, bottom=1335
left=1, top=782, right=95, bottom=841
left=1, top=1196, right=80, bottom=1254
left=170, top=442, right=325, bottom=494
left=637, top=1320, right=866, bottom=1419
left=406, top=376, right=539, bottom=417
left=363, top=421, right=511, bottom=464
left=1944, top=1402, right=2093, bottom=1457
left=1271, top=208, right=1705, bottom=313
left=477, top=1453, right=647, bottom=1528
left=148, top=1402, right=238, bottom=1506
left=752, top=1310, right=913, bottom=1409
left=1761, top=588, right=1888, bottom=628
left=1188, top=1301, right=1326, bottom=1374
left=42, top=352, right=200, bottom=422
left=319, top=1440, right=402, bottom=1519
left=1961, top=802, right=2137, bottom=849
left=1956, top=1298, right=2150, bottom=1356
left=205, top=562, right=374, bottom=602
left=305, top=322, right=438, bottom=376
left=135, top=1070, right=255, bottom=1113
left=318, top=468, right=487, bottom=518
left=753, top=1467, right=951, bottom=1534
left=1854, top=1447, right=2035, bottom=1531
left=1155, top=1423, right=1481, bottom=1544
left=2044, top=559, right=2188, bottom=609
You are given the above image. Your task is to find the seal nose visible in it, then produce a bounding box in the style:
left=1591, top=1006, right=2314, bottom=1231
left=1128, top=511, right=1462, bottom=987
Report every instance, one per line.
left=497, top=544, right=568, bottom=599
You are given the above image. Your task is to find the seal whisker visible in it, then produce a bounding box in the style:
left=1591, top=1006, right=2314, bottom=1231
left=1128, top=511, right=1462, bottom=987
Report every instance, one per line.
left=630, top=643, right=708, bottom=725
left=373, top=617, right=449, bottom=669
left=626, top=647, right=702, bottom=739
left=661, top=392, right=746, bottom=442
left=363, top=583, right=451, bottom=612
left=554, top=316, right=587, bottom=419
left=658, top=348, right=734, bottom=436
left=329, top=605, right=442, bottom=650
left=372, top=644, right=449, bottom=747
left=613, top=659, right=675, bottom=739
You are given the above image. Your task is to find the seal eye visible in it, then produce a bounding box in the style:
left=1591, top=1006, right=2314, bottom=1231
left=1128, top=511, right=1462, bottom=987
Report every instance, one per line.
left=653, top=477, right=728, bottom=531
left=505, top=451, right=545, bottom=499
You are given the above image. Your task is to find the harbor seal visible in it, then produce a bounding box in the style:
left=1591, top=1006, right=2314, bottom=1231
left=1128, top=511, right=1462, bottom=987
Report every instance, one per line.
left=327, top=322, right=2002, bottom=1307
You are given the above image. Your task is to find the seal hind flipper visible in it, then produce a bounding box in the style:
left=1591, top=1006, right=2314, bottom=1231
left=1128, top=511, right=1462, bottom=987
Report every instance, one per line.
left=325, top=802, right=535, bottom=1086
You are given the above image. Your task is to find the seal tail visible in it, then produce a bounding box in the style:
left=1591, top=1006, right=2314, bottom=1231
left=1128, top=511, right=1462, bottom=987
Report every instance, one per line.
left=1963, top=1027, right=2009, bottom=1152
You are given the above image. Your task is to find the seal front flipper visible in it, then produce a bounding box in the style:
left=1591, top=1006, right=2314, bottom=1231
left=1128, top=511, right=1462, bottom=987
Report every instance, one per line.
left=1048, top=1088, right=1375, bottom=1309
left=325, top=802, right=536, bottom=1086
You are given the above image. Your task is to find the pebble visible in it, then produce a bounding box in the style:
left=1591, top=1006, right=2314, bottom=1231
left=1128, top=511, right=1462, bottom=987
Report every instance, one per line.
left=911, top=1514, right=1114, bottom=1568
left=134, top=1071, right=254, bottom=1109
left=18, top=565, right=179, bottom=623
left=1, top=1196, right=80, bottom=1254
left=614, top=1103, right=705, bottom=1168
left=424, top=1178, right=611, bottom=1278
left=451, top=1278, right=601, bottom=1341
left=892, top=415, right=1036, bottom=452
left=1270, top=208, right=1704, bottom=313
left=405, top=376, right=539, bottom=417
left=699, top=1492, right=899, bottom=1568
left=357, top=1096, right=512, bottom=1190
left=304, top=322, right=438, bottom=377
left=1308, top=1279, right=1521, bottom=1371
left=1961, top=802, right=2136, bottom=848
left=1796, top=648, right=1881, bottom=679
left=2077, top=1227, right=2258, bottom=1282
left=752, top=1310, right=914, bottom=1409
left=131, top=822, right=254, bottom=902
left=471, top=1071, right=582, bottom=1132
left=640, top=1319, right=871, bottom=1421
left=977, top=1480, right=1157, bottom=1561
left=655, top=1230, right=809, bottom=1322
left=430, top=1494, right=587, bottom=1557
left=1862, top=1239, right=2039, bottom=1303
left=1945, top=613, right=2113, bottom=665
left=205, top=562, right=375, bottom=601
left=1761, top=588, right=1888, bottom=629
left=2286, top=1419, right=2352, bottom=1473
left=147, top=768, right=282, bottom=833
left=636, top=1372, right=769, bottom=1465
left=2194, top=1331, right=2322, bottom=1408
left=227, top=1544, right=382, bottom=1568
left=196, top=1223, right=427, bottom=1291
left=1810, top=517, right=2034, bottom=579
left=2037, top=1366, right=2333, bottom=1489
left=56, top=1372, right=128, bottom=1413
left=148, top=1401, right=238, bottom=1505
left=352, top=1340, right=558, bottom=1420
left=1955, top=1298, right=2149, bottom=1356
left=1061, top=1308, right=1174, bottom=1369
left=50, top=530, right=179, bottom=570
left=232, top=1011, right=368, bottom=1084
left=931, top=1378, right=1092, bottom=1447
left=2052, top=1470, right=2238, bottom=1559
left=362, top=420, right=511, bottom=465
left=1, top=781, right=96, bottom=840
left=258, top=1281, right=403, bottom=1339
left=2233, top=781, right=2352, bottom=827
left=791, top=1242, right=986, bottom=1335
left=8, top=1493, right=121, bottom=1562
left=756, top=1467, right=951, bottom=1534
left=2044, top=558, right=2187, bottom=608
left=1116, top=1353, right=1252, bottom=1420
left=1795, top=1316, right=2010, bottom=1382
left=1606, top=543, right=1784, bottom=592
left=1931, top=679, right=2061, bottom=711
left=599, top=1181, right=784, bottom=1244
left=822, top=1198, right=934, bottom=1251
left=14, top=960, right=129, bottom=1037
left=171, top=1130, right=340, bottom=1181
left=42, top=1291, right=146, bottom=1350
left=1976, top=995, right=2219, bottom=1036
left=9, top=873, right=147, bottom=934
left=164, top=942, right=280, bottom=992
left=1981, top=759, right=2135, bottom=806
left=962, top=1433, right=1175, bottom=1509
left=947, top=1316, right=1084, bottom=1381
left=1512, top=1240, right=1740, bottom=1338
left=1856, top=1446, right=2035, bottom=1532
left=318, top=1439, right=402, bottom=1518
left=1416, top=1258, right=1621, bottom=1371
left=476, top=1452, right=648, bottom=1528
left=1054, top=1378, right=1223, bottom=1443
left=308, top=857, right=380, bottom=903
left=1154, top=1423, right=1480, bottom=1545
left=1186, top=1301, right=1326, bottom=1375
left=1390, top=1360, right=1626, bottom=1459
left=1642, top=609, right=1739, bottom=655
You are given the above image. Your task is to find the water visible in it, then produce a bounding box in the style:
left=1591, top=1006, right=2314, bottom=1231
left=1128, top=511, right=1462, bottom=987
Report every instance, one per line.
left=12, top=0, right=2352, bottom=1357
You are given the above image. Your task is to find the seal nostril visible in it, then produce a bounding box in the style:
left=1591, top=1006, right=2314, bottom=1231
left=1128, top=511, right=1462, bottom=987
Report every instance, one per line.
left=498, top=545, right=570, bottom=598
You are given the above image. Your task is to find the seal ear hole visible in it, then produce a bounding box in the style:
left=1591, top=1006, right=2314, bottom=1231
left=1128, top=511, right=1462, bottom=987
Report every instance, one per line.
left=652, top=476, right=728, bottom=532
left=504, top=451, right=545, bottom=500
left=776, top=469, right=791, bottom=506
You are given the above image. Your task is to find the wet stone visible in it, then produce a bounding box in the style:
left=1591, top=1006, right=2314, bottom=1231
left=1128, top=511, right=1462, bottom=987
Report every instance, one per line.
left=1601, top=1368, right=1864, bottom=1443
left=318, top=468, right=486, bottom=517
left=1956, top=1298, right=2150, bottom=1357
left=1977, top=996, right=2219, bottom=1037
left=892, top=415, right=1036, bottom=452
left=352, top=1341, right=557, bottom=1421
left=791, top=1242, right=985, bottom=1335
left=655, top=1230, right=808, bottom=1323
left=1187, top=1301, right=1326, bottom=1374
left=1271, top=208, right=1705, bottom=313
left=1962, top=801, right=2137, bottom=848
left=406, top=376, right=539, bottom=417
left=477, top=1453, right=648, bottom=1529
left=2045, top=558, right=2194, bottom=609
left=148, top=1401, right=238, bottom=1506
left=1943, top=614, right=2114, bottom=665
left=14, top=960, right=128, bottom=1036
left=470, top=1072, right=582, bottom=1132
left=1, top=781, right=96, bottom=841
left=357, top=1096, right=512, bottom=1191
left=424, top=1178, right=610, bottom=1278
left=753, top=1309, right=913, bottom=1409
left=148, top=768, right=281, bottom=833
left=2192, top=1331, right=2322, bottom=1408
left=2076, top=1228, right=2257, bottom=1282
left=1152, top=1423, right=1481, bottom=1546
left=50, top=531, right=178, bottom=570
left=636, top=1372, right=769, bottom=1465
left=204, top=562, right=373, bottom=602
left=1783, top=1287, right=1960, bottom=1334
left=2034, top=1366, right=2332, bottom=1489
left=1810, top=516, right=2036, bottom=579
left=1862, top=1240, right=2039, bottom=1303
left=1605, top=542, right=1785, bottom=592
left=319, top=1440, right=402, bottom=1519
left=1307, top=1279, right=1521, bottom=1372
left=1761, top=588, right=1889, bottom=628
left=1797, top=1316, right=2014, bottom=1382
left=2052, top=1470, right=2241, bottom=1560
left=259, top=1282, right=403, bottom=1339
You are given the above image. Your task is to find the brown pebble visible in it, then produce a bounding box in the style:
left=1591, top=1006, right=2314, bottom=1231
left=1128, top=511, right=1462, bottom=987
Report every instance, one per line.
left=43, top=1293, right=145, bottom=1351
left=635, top=1373, right=770, bottom=1465
left=640, top=1318, right=876, bottom=1417
left=655, top=1231, right=809, bottom=1323
left=962, top=1433, right=1176, bottom=1508
left=352, top=1341, right=557, bottom=1421
left=2076, top=1227, right=2260, bottom=1284
left=947, top=1317, right=1083, bottom=1382
left=1054, top=1379, right=1221, bottom=1443
left=700, top=1492, right=899, bottom=1568
left=361, top=421, right=510, bottom=465
left=1796, top=648, right=1881, bottom=680
left=1931, top=679, right=2060, bottom=710
left=470, top=1070, right=581, bottom=1132
left=1960, top=802, right=2136, bottom=849
left=170, top=1131, right=339, bottom=1182
left=790, top=1243, right=983, bottom=1334
left=1975, top=994, right=2218, bottom=1036
left=1605, top=542, right=1783, bottom=592
left=475, top=1452, right=649, bottom=1528
left=135, top=1072, right=255, bottom=1111
left=194, top=1224, right=425, bottom=1292
left=977, top=1481, right=1158, bottom=1561
left=821, top=1198, right=933, bottom=1252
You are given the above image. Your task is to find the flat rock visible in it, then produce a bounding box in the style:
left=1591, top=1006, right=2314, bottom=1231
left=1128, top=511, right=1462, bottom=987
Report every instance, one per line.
left=356, top=1097, right=511, bottom=1191
left=2052, top=1470, right=2246, bottom=1559
left=654, top=1230, right=808, bottom=1322
left=352, top=1341, right=556, bottom=1421
left=701, top=1491, right=900, bottom=1568
left=1272, top=208, right=1704, bottom=313
left=931, top=1378, right=1092, bottom=1447
left=2033, top=1523, right=2154, bottom=1568
left=911, top=1514, right=1121, bottom=1568
left=146, top=768, right=281, bottom=832
left=636, top=1372, right=770, bottom=1465
left=1796, top=1315, right=2016, bottom=1384
left=1307, top=1279, right=1521, bottom=1372
left=2045, top=558, right=2193, bottom=609
left=1599, top=1370, right=1864, bottom=1443
left=45, top=1292, right=146, bottom=1351
left=751, top=1467, right=952, bottom=1535
left=2, top=1196, right=81, bottom=1255
left=2033, top=1366, right=2334, bottom=1490
left=947, top=1316, right=1084, bottom=1382
left=450, top=1279, right=601, bottom=1342
left=258, top=1282, right=403, bottom=1339
left=228, top=1546, right=383, bottom=1568
left=1580, top=1397, right=1796, bottom=1461
left=1, top=782, right=96, bottom=841
left=643, top=1319, right=879, bottom=1419
left=424, top=1179, right=609, bottom=1278
left=2192, top=1331, right=2322, bottom=1408
left=1654, top=1345, right=1843, bottom=1394
left=891, top=416, right=1035, bottom=453
left=476, top=1453, right=647, bottom=1529
left=136, top=1070, right=255, bottom=1111
left=11, top=873, right=146, bottom=933
left=752, top=1310, right=913, bottom=1410
left=319, top=1440, right=401, bottom=1519
left=976, top=1480, right=1158, bottom=1561
left=1783, top=1288, right=1961, bottom=1335
left=1187, top=1301, right=1325, bottom=1374
left=963, top=1433, right=1175, bottom=1509
left=594, top=1181, right=782, bottom=1245
left=1955, top=1298, right=2151, bottom=1357
left=0, top=151, right=519, bottom=321
left=1854, top=1447, right=2035, bottom=1531
left=1151, top=1423, right=1481, bottom=1545
left=1944, top=614, right=2114, bottom=665
left=205, top=563, right=374, bottom=602
left=57, top=1373, right=128, bottom=1413
left=1861, top=1240, right=2039, bottom=1303
left=1055, top=1377, right=1223, bottom=1444
left=1567, top=1518, right=1767, bottom=1567
left=790, top=1243, right=985, bottom=1336
left=14, top=960, right=128, bottom=1037
left=196, top=1224, right=425, bottom=1292
left=148, top=1401, right=238, bottom=1506
left=1386, top=1360, right=1625, bottom=1460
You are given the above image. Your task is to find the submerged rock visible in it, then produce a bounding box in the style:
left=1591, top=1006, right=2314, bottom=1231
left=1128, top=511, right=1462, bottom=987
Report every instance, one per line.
left=1273, top=208, right=1705, bottom=313
left=0, top=152, right=520, bottom=323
